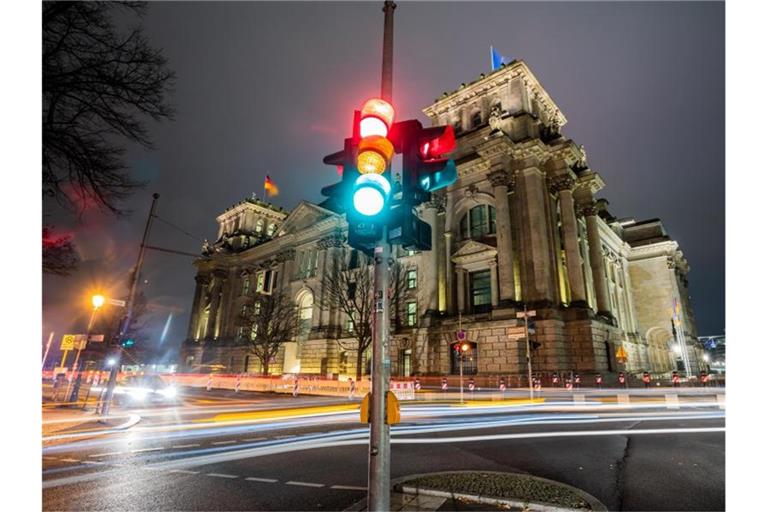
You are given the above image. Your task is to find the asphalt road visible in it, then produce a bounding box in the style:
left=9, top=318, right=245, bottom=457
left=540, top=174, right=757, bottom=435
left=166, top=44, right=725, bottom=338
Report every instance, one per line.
left=42, top=387, right=725, bottom=511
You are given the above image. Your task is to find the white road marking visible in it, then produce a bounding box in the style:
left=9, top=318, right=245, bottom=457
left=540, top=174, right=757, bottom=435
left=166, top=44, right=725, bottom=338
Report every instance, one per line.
left=80, top=461, right=104, bottom=465
left=331, top=485, right=367, bottom=491
left=42, top=456, right=58, bottom=461
left=275, top=435, right=292, bottom=439
left=212, top=440, right=237, bottom=445
left=132, top=447, right=164, bottom=453
left=286, top=481, right=324, bottom=488
left=242, top=437, right=267, bottom=442
left=169, top=469, right=199, bottom=475
left=60, top=458, right=80, bottom=463
left=246, top=477, right=278, bottom=483
left=206, top=473, right=238, bottom=479
left=172, top=444, right=200, bottom=449
left=90, top=452, right=122, bottom=457
left=141, top=467, right=165, bottom=471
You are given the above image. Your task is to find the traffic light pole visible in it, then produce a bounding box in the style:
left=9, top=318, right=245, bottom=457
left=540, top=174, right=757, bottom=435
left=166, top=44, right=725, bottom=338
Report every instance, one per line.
left=101, top=193, right=159, bottom=419
left=368, top=3, right=395, bottom=511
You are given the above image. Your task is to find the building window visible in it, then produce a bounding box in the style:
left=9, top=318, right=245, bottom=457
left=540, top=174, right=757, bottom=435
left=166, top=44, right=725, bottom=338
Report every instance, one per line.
left=491, top=101, right=502, bottom=113
left=470, top=270, right=492, bottom=314
left=242, top=276, right=250, bottom=295
left=406, top=301, right=417, bottom=326
left=453, top=119, right=463, bottom=134
left=241, top=304, right=248, bottom=318
left=255, top=270, right=274, bottom=294
left=400, top=349, right=412, bottom=377
left=296, top=249, right=318, bottom=279
left=406, top=269, right=417, bottom=289
left=297, top=291, right=313, bottom=340
left=471, top=111, right=482, bottom=128
left=346, top=319, right=355, bottom=334
left=459, top=205, right=496, bottom=240
left=267, top=223, right=276, bottom=236
left=255, top=218, right=264, bottom=233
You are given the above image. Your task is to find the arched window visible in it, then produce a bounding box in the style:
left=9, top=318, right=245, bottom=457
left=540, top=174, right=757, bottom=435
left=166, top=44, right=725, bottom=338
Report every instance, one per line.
left=255, top=218, right=264, bottom=233
left=458, top=205, right=496, bottom=240
left=296, top=290, right=314, bottom=340
left=267, top=223, right=276, bottom=236
left=471, top=111, right=482, bottom=128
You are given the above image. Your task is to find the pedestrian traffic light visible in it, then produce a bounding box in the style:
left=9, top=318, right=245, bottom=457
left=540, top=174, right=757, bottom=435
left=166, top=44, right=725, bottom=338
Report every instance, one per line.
left=387, top=120, right=457, bottom=250
left=322, top=99, right=396, bottom=254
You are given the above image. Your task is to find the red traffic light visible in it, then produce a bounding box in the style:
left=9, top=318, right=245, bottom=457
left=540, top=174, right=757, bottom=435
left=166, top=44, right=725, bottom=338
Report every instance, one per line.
left=418, top=125, right=455, bottom=161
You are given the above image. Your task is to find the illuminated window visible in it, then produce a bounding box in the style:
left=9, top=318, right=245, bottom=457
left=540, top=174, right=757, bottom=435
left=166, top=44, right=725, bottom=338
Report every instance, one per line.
left=459, top=205, right=496, bottom=240
left=267, top=223, right=276, bottom=236
left=255, top=218, right=264, bottom=233
left=406, top=302, right=417, bottom=326
left=470, top=270, right=492, bottom=314
left=406, top=269, right=417, bottom=289
left=242, top=276, right=250, bottom=295
left=346, top=319, right=354, bottom=334
left=297, top=291, right=313, bottom=340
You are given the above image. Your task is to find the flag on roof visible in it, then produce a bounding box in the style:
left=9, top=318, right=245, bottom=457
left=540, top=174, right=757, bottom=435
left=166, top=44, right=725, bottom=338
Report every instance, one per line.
left=490, top=46, right=508, bottom=71
left=264, top=175, right=279, bottom=197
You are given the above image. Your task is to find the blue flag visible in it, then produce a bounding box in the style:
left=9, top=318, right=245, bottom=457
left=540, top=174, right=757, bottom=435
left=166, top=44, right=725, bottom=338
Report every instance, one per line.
left=490, top=46, right=508, bottom=70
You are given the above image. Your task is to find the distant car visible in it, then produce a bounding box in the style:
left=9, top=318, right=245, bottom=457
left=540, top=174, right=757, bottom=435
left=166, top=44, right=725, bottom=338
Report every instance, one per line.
left=107, top=375, right=179, bottom=406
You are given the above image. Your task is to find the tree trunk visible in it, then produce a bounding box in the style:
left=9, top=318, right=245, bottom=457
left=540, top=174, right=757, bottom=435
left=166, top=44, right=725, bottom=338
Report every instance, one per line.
left=261, top=356, right=270, bottom=376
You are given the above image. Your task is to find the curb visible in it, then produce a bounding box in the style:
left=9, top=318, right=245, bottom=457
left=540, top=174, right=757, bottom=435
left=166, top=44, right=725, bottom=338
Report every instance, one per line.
left=392, top=471, right=607, bottom=512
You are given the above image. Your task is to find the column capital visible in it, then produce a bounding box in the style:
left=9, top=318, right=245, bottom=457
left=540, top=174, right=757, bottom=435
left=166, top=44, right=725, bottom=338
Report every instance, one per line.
left=549, top=175, right=575, bottom=194
left=576, top=201, right=599, bottom=218
left=317, top=232, right=345, bottom=249
left=275, top=248, right=296, bottom=262
left=487, top=169, right=511, bottom=188
left=212, top=269, right=228, bottom=280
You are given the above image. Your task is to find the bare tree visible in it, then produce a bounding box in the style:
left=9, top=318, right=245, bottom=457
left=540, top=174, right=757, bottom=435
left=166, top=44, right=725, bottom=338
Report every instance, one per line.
left=239, top=291, right=301, bottom=376
left=320, top=250, right=410, bottom=381
left=43, top=1, right=175, bottom=215
left=42, top=226, right=80, bottom=276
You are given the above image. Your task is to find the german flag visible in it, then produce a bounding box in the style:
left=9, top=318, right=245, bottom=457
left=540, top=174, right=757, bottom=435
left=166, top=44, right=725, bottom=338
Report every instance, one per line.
left=264, top=175, right=279, bottom=197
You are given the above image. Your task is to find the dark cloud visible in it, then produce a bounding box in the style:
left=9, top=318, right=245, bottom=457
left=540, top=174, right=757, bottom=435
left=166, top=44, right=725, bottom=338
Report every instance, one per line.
left=43, top=1, right=725, bottom=357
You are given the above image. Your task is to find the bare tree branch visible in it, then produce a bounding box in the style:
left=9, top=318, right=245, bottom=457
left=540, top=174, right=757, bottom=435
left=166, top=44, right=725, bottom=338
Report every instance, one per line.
left=239, top=290, right=300, bottom=375
left=43, top=1, right=175, bottom=216
left=42, top=226, right=80, bottom=276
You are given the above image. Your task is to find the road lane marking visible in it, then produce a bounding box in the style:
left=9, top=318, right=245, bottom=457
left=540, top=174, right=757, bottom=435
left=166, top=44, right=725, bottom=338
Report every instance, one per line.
left=286, top=481, right=324, bottom=488
left=206, top=473, right=238, bottom=479
left=242, top=437, right=267, bottom=442
left=275, top=435, right=292, bottom=439
left=90, top=452, right=123, bottom=457
left=169, top=469, right=199, bottom=475
left=331, top=485, right=367, bottom=491
left=246, top=477, right=278, bottom=483
left=131, top=447, right=164, bottom=453
left=212, top=440, right=237, bottom=445
left=172, top=444, right=200, bottom=449
left=80, top=460, right=104, bottom=465
left=60, top=458, right=80, bottom=463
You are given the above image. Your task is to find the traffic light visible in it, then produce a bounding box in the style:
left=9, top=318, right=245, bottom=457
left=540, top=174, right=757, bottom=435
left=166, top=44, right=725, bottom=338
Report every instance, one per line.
left=121, top=338, right=135, bottom=349
left=387, top=120, right=457, bottom=250
left=322, top=98, right=396, bottom=255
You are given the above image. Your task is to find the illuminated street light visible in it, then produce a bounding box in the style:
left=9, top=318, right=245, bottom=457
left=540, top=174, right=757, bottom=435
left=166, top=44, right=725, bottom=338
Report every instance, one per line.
left=107, top=358, right=116, bottom=367
left=91, top=294, right=105, bottom=309
left=703, top=353, right=710, bottom=362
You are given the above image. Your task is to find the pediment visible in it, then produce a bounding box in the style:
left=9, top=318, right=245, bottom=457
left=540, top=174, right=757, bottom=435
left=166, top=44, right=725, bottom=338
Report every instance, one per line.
left=278, top=201, right=337, bottom=236
left=452, top=240, right=498, bottom=266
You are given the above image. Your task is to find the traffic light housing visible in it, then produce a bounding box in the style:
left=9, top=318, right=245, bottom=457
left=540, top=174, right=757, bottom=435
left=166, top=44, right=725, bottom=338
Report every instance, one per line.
left=121, top=338, right=135, bottom=349
left=322, top=100, right=396, bottom=255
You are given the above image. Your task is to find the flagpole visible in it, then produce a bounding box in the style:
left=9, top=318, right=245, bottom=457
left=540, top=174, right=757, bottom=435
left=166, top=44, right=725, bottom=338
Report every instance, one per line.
left=262, top=175, right=266, bottom=202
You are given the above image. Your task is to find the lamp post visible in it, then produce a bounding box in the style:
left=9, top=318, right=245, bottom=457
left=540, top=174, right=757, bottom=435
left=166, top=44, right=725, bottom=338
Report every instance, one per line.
left=66, top=294, right=105, bottom=400
left=459, top=342, right=469, bottom=404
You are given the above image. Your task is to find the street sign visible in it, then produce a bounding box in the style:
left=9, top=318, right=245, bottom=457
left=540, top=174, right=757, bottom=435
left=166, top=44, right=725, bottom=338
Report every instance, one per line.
left=88, top=334, right=104, bottom=342
left=60, top=334, right=76, bottom=351
left=107, top=298, right=127, bottom=307
left=616, top=346, right=628, bottom=362
left=516, top=310, right=537, bottom=318
left=456, top=329, right=466, bottom=341
left=74, top=335, right=88, bottom=350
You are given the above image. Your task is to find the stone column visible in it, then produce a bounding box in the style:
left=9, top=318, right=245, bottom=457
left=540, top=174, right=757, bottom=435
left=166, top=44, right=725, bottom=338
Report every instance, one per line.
left=488, top=170, right=516, bottom=303
left=582, top=203, right=611, bottom=315
left=550, top=176, right=587, bottom=305
left=205, top=271, right=226, bottom=340
left=444, top=191, right=455, bottom=314
left=456, top=268, right=466, bottom=314
left=422, top=201, right=440, bottom=313
left=517, top=167, right=556, bottom=305
left=188, top=274, right=209, bottom=341
left=489, top=260, right=499, bottom=307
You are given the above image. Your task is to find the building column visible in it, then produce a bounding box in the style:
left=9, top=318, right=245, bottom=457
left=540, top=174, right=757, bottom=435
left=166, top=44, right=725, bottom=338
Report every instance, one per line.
left=489, top=260, right=499, bottom=307
left=456, top=268, right=466, bottom=315
left=550, top=176, right=587, bottom=305
left=205, top=271, right=225, bottom=340
left=422, top=202, right=440, bottom=313
left=517, top=167, right=556, bottom=305
left=444, top=191, right=455, bottom=314
left=188, top=274, right=209, bottom=341
left=582, top=203, right=611, bottom=315
left=488, top=170, right=516, bottom=303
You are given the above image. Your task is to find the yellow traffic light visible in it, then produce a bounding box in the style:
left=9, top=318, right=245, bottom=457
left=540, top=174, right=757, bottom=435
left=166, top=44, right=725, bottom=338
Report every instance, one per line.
left=357, top=135, right=394, bottom=175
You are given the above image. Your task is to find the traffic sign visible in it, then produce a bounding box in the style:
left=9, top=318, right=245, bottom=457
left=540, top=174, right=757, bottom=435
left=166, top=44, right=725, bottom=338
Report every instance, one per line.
left=456, top=329, right=466, bottom=341
left=107, top=298, right=127, bottom=307
left=60, top=334, right=76, bottom=351
left=516, top=310, right=537, bottom=318
left=616, top=346, right=628, bottom=362
left=88, top=334, right=104, bottom=342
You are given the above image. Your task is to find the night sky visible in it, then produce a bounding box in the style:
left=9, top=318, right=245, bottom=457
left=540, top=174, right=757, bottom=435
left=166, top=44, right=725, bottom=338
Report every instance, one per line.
left=42, top=1, right=725, bottom=360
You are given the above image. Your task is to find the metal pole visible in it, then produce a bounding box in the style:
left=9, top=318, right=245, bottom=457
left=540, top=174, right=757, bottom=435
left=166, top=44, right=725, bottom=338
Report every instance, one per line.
left=368, top=4, right=395, bottom=510
left=42, top=331, right=54, bottom=371
left=459, top=351, right=464, bottom=404
left=102, top=193, right=159, bottom=419
left=524, top=306, right=533, bottom=401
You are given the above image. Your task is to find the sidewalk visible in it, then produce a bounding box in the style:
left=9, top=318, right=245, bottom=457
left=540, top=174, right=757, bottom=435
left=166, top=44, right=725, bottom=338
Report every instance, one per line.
left=345, top=491, right=515, bottom=511
left=42, top=407, right=138, bottom=443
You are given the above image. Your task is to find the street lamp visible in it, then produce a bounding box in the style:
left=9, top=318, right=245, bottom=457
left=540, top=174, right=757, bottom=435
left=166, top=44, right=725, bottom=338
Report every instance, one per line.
left=66, top=293, right=107, bottom=401
left=459, top=343, right=469, bottom=404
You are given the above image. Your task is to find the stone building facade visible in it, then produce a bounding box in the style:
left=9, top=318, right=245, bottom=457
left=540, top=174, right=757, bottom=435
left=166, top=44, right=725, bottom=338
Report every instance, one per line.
left=181, top=60, right=704, bottom=379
